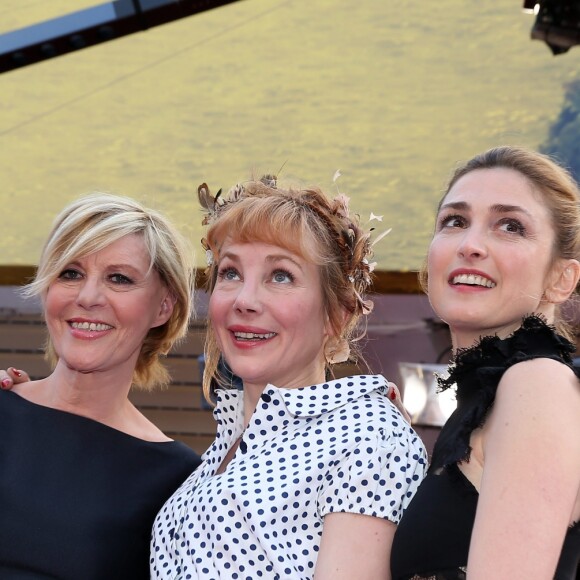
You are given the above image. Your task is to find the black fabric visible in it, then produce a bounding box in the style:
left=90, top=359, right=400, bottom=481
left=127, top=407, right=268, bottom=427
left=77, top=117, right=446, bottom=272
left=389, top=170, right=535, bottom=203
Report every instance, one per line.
left=390, top=464, right=476, bottom=578
left=431, top=315, right=580, bottom=472
left=0, top=389, right=201, bottom=579
left=391, top=316, right=580, bottom=579
left=392, top=465, right=580, bottom=579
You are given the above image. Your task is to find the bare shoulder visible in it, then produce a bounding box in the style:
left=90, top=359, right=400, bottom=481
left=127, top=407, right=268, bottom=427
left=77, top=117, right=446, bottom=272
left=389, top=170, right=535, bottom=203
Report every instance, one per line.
left=479, top=356, right=580, bottom=541
left=129, top=404, right=173, bottom=442
left=497, top=357, right=579, bottom=402
left=486, top=357, right=580, bottom=442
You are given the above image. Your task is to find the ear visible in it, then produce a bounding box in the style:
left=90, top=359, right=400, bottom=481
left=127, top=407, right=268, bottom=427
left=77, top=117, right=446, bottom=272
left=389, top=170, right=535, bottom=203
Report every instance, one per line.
left=152, top=291, right=177, bottom=328
left=324, top=306, right=350, bottom=338
left=544, top=259, right=580, bottom=304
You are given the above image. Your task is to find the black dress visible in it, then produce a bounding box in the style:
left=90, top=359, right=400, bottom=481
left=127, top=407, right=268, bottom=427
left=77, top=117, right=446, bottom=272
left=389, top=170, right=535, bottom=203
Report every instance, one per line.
left=391, top=316, right=580, bottom=580
left=0, top=389, right=201, bottom=579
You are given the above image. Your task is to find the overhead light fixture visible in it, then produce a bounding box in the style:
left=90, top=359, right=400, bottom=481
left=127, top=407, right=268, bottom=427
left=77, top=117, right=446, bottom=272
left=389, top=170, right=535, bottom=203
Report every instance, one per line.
left=398, top=362, right=457, bottom=427
left=523, top=0, right=580, bottom=55
left=522, top=1, right=541, bottom=15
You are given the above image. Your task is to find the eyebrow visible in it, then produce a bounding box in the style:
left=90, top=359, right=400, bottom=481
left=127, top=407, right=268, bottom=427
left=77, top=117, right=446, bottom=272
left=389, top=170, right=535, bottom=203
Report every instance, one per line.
left=439, top=201, right=533, bottom=218
left=220, top=251, right=305, bottom=271
left=68, top=261, right=147, bottom=277
left=108, top=263, right=146, bottom=275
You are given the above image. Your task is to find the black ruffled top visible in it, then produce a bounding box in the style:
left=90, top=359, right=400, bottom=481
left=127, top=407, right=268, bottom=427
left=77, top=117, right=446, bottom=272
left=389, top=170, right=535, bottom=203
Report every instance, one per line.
left=431, top=314, right=580, bottom=471
left=391, top=316, right=580, bottom=580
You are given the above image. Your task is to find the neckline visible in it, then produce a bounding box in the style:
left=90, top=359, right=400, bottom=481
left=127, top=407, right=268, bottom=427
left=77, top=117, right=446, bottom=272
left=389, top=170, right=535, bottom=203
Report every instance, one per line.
left=438, top=314, right=578, bottom=397
left=429, top=315, right=579, bottom=471
left=2, top=389, right=178, bottom=446
left=214, top=374, right=388, bottom=420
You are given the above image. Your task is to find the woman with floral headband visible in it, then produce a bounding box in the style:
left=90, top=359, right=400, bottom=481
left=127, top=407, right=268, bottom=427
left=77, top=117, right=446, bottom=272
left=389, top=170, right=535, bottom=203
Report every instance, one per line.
left=391, top=146, right=580, bottom=579
left=150, top=177, right=427, bottom=579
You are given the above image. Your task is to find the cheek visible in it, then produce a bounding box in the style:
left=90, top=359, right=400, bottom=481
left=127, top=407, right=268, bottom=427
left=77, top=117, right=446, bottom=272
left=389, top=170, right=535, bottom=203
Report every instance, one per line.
left=426, top=251, right=442, bottom=290
left=427, top=236, right=453, bottom=277
left=208, top=293, right=228, bottom=329
left=428, top=236, right=446, bottom=265
left=137, top=290, right=166, bottom=323
left=208, top=294, right=218, bottom=318
left=296, top=300, right=327, bottom=336
left=44, top=287, right=66, bottom=321
left=426, top=247, right=449, bottom=309
left=113, top=300, right=146, bottom=330
left=506, top=251, right=548, bottom=288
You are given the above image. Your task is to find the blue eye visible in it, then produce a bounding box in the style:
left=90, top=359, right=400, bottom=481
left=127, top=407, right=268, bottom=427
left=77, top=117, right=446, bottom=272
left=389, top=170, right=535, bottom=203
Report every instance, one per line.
left=218, top=267, right=240, bottom=281
left=58, top=269, right=82, bottom=280
left=110, top=273, right=133, bottom=285
left=272, top=270, right=294, bottom=284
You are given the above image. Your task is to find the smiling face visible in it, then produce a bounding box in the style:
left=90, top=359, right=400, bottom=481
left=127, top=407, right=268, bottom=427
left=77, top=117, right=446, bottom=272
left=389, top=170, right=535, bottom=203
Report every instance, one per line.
left=427, top=167, right=561, bottom=348
left=44, top=234, right=173, bottom=380
left=208, top=239, right=330, bottom=391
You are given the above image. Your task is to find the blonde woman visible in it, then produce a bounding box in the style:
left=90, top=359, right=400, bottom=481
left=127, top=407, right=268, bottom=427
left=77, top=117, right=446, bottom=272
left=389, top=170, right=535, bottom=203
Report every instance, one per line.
left=0, top=194, right=200, bottom=579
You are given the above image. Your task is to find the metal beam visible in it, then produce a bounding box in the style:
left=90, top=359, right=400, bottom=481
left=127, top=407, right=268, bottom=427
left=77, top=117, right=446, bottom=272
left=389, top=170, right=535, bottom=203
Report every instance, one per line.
left=0, top=0, right=244, bottom=74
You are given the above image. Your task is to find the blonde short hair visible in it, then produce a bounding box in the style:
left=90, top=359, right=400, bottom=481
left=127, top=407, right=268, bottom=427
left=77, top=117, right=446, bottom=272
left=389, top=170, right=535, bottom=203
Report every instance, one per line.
left=25, top=193, right=195, bottom=389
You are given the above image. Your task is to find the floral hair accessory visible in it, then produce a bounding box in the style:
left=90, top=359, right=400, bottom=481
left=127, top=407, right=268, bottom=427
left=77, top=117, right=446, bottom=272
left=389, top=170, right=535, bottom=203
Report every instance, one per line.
left=205, top=249, right=214, bottom=266
left=197, top=172, right=390, bottom=317
left=331, top=170, right=391, bottom=315
left=198, top=177, right=276, bottom=225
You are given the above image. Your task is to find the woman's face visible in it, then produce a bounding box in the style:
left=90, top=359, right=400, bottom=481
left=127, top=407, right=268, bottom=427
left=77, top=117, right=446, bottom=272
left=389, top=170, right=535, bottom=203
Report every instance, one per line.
left=428, top=167, right=558, bottom=347
left=209, top=239, right=330, bottom=390
left=44, top=234, right=173, bottom=378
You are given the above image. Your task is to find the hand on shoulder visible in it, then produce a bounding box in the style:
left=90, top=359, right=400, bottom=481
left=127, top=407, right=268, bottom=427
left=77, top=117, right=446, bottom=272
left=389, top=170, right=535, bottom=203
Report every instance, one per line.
left=0, top=367, right=30, bottom=390
left=386, top=381, right=412, bottom=424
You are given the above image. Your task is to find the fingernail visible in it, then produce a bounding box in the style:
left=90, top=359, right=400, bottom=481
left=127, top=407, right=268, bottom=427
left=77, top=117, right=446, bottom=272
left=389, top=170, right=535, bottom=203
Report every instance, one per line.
left=12, top=369, right=22, bottom=377
left=1, top=379, right=11, bottom=389
left=389, top=389, right=397, bottom=401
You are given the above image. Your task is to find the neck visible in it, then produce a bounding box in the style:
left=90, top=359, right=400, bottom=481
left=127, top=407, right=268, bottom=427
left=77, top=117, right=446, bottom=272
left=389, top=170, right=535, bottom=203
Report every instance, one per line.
left=242, top=383, right=265, bottom=426
left=20, top=362, right=135, bottom=427
left=450, top=311, right=556, bottom=352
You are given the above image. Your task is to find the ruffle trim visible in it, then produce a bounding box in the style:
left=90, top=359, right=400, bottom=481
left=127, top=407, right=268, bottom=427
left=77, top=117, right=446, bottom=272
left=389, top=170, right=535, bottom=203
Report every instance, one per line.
left=430, top=315, right=580, bottom=472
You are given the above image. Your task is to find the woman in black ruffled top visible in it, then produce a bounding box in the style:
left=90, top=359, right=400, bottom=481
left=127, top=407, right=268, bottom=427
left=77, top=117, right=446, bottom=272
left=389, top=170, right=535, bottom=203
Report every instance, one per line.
left=391, top=146, right=580, bottom=580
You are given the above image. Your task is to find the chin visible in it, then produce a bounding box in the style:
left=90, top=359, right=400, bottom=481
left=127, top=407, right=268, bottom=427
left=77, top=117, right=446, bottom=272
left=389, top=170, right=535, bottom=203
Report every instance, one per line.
left=226, top=365, right=264, bottom=386
left=62, top=359, right=101, bottom=373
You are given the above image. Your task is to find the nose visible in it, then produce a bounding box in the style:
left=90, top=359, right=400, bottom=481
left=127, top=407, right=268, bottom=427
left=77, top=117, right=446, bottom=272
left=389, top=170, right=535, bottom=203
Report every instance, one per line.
left=457, top=228, right=488, bottom=260
left=75, top=277, right=106, bottom=309
left=232, top=280, right=262, bottom=314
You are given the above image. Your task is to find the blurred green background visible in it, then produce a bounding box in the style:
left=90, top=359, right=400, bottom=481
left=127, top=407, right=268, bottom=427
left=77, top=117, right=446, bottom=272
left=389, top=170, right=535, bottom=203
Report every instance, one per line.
left=1, top=0, right=578, bottom=271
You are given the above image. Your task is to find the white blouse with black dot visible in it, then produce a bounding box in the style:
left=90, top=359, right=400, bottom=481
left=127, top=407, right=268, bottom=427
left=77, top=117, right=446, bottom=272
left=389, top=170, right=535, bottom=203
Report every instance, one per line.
left=151, top=375, right=427, bottom=579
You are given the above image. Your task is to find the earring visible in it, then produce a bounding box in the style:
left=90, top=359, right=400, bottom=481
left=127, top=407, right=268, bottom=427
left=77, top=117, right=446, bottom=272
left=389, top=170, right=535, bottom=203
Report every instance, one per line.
left=325, top=338, right=350, bottom=364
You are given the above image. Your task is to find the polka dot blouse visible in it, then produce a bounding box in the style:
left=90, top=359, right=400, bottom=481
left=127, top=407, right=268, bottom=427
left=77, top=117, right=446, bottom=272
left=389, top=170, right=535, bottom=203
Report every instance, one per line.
left=151, top=375, right=427, bottom=579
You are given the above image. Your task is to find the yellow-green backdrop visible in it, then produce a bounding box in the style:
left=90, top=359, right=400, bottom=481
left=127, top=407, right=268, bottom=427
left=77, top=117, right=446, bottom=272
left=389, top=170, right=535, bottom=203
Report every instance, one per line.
left=1, top=0, right=578, bottom=274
